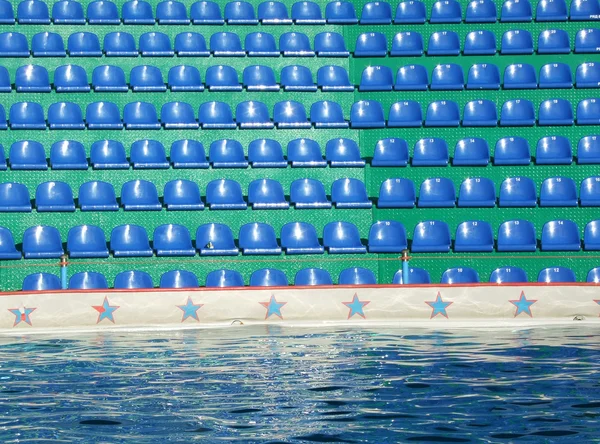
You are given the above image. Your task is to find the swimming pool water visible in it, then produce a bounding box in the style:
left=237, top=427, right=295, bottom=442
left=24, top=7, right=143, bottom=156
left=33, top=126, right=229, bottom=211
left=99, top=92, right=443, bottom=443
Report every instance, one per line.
left=1, top=326, right=599, bottom=442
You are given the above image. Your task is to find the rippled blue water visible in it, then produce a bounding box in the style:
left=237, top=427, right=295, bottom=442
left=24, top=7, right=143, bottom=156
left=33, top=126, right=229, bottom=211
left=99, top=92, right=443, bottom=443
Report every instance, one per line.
left=1, top=326, right=599, bottom=443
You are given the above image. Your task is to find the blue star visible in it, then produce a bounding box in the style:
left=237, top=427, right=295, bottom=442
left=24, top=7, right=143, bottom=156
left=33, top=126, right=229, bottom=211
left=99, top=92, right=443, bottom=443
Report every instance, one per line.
left=343, top=294, right=370, bottom=319
left=260, top=295, right=287, bottom=320
left=510, top=292, right=537, bottom=317
left=177, top=297, right=203, bottom=322
left=93, top=297, right=119, bottom=324
left=8, top=307, right=36, bottom=327
left=426, top=292, right=453, bottom=319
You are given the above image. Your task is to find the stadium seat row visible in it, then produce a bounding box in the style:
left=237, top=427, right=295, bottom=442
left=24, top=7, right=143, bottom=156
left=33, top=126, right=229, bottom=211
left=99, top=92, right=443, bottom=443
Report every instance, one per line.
left=3, top=136, right=599, bottom=171
left=1, top=29, right=599, bottom=59
left=19, top=265, right=600, bottom=291
left=1, top=98, right=598, bottom=130
left=4, top=175, right=600, bottom=212
left=4, top=218, right=600, bottom=261
left=5, top=0, right=599, bottom=26
left=8, top=63, right=599, bottom=94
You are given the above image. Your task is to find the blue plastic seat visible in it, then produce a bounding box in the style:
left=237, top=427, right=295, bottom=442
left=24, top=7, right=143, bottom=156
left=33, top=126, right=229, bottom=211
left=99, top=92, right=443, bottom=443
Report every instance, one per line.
left=280, top=32, right=314, bottom=57
left=295, top=268, right=332, bottom=286
left=588, top=267, right=600, bottom=282
left=78, top=181, right=118, bottom=211
left=0, top=144, right=5, bottom=169
left=430, top=0, right=462, bottom=23
left=377, top=178, right=416, bottom=208
left=92, top=66, right=127, bottom=92
left=441, top=267, right=480, bottom=284
left=211, top=32, right=244, bottom=57
left=9, top=140, right=47, bottom=170
left=539, top=99, right=573, bottom=126
left=248, top=179, right=289, bottom=209
left=361, top=1, right=392, bottom=23
left=494, top=136, right=531, bottom=165
left=581, top=177, right=600, bottom=207
left=455, top=221, right=494, bottom=252
left=191, top=1, right=223, bottom=24
left=326, top=1, right=357, bottom=23
left=578, top=98, right=600, bottom=125
left=536, top=136, right=572, bottom=164
left=540, top=177, right=578, bottom=207
left=87, top=1, right=120, bottom=24
left=0, top=32, right=29, bottom=57
left=281, top=65, right=316, bottom=92
left=122, top=0, right=154, bottom=24
left=390, top=31, right=424, bottom=57
left=196, top=223, right=238, bottom=256
left=538, top=29, right=570, bottom=54
left=412, top=221, right=451, bottom=253
left=394, top=65, right=428, bottom=91
left=121, top=179, right=162, bottom=211
left=250, top=269, right=288, bottom=287
left=290, top=178, right=331, bottom=208
left=209, top=139, right=248, bottom=168
left=413, top=138, right=449, bottom=166
left=198, top=101, right=235, bottom=129
left=164, top=179, right=204, bottom=211
left=68, top=32, right=101, bottom=57
left=281, top=222, right=324, bottom=254
left=501, top=0, right=532, bottom=21
left=162, top=102, right=199, bottom=129
left=541, top=220, right=580, bottom=251
left=350, top=100, right=385, bottom=128
left=288, top=139, right=325, bottom=168
left=157, top=0, right=189, bottom=24
left=537, top=0, right=568, bottom=21
left=168, top=65, right=203, bottom=92
left=292, top=1, right=324, bottom=24
left=47, top=102, right=85, bottom=130
left=86, top=101, right=122, bottom=130
left=67, top=225, right=108, bottom=258
left=123, top=102, right=160, bottom=130
left=500, top=99, right=535, bottom=126
left=224, top=0, right=257, bottom=24
left=454, top=139, right=490, bottom=166
left=428, top=31, right=460, bottom=56
left=258, top=1, right=291, bottom=24
left=104, top=32, right=137, bottom=57
left=332, top=178, right=371, bottom=209
left=339, top=268, right=376, bottom=285
left=111, top=225, right=153, bottom=257
left=466, top=0, right=496, bottom=22
left=274, top=101, right=310, bottom=129
left=69, top=272, right=108, bottom=289
left=467, top=64, right=500, bottom=90
left=35, top=181, right=75, bottom=212
left=0, top=66, right=9, bottom=92
left=458, top=177, right=495, bottom=207
left=463, top=100, right=498, bottom=127
left=140, top=32, right=173, bottom=57
left=205, top=65, right=241, bottom=92
left=236, top=101, right=273, bottom=130
left=23, top=226, right=64, bottom=259
left=323, top=221, right=367, bottom=254
left=54, top=65, right=90, bottom=93
left=114, top=271, right=153, bottom=289
left=90, top=140, right=128, bottom=169
left=130, top=139, right=168, bottom=169
left=425, top=101, right=460, bottom=127
left=310, top=101, right=348, bottom=129
left=10, top=102, right=45, bottom=130
left=206, top=270, right=244, bottom=287
left=355, top=32, right=387, bottom=57
left=244, top=32, right=278, bottom=57
left=206, top=179, right=246, bottom=209
left=418, top=178, right=456, bottom=208
left=154, top=224, right=195, bottom=257
left=490, top=267, right=529, bottom=283
left=243, top=65, right=278, bottom=91
left=0, top=105, right=7, bottom=129
left=371, top=138, right=408, bottom=167
left=584, top=220, right=600, bottom=249
left=368, top=221, right=408, bottom=253
left=314, top=32, right=349, bottom=58
left=326, top=139, right=364, bottom=167
left=0, top=0, right=13, bottom=24
left=571, top=0, right=600, bottom=20
left=501, top=30, right=534, bottom=54
left=174, top=32, right=210, bottom=57
left=360, top=66, right=393, bottom=92
left=15, top=65, right=50, bottom=93
left=18, top=0, right=50, bottom=24
left=388, top=101, right=423, bottom=128
left=0, top=183, right=31, bottom=212
left=160, top=270, right=198, bottom=289
left=499, top=177, right=537, bottom=206
left=431, top=64, right=464, bottom=91
left=539, top=63, right=573, bottom=89
left=316, top=66, right=353, bottom=92
left=394, top=0, right=426, bottom=23
left=578, top=135, right=600, bottom=164
left=393, top=267, right=431, bottom=284
left=240, top=223, right=281, bottom=255
left=248, top=139, right=286, bottom=168
left=23, top=273, right=61, bottom=291
left=464, top=30, right=496, bottom=55
left=538, top=267, right=576, bottom=283
left=504, top=63, right=537, bottom=89
left=130, top=66, right=165, bottom=92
